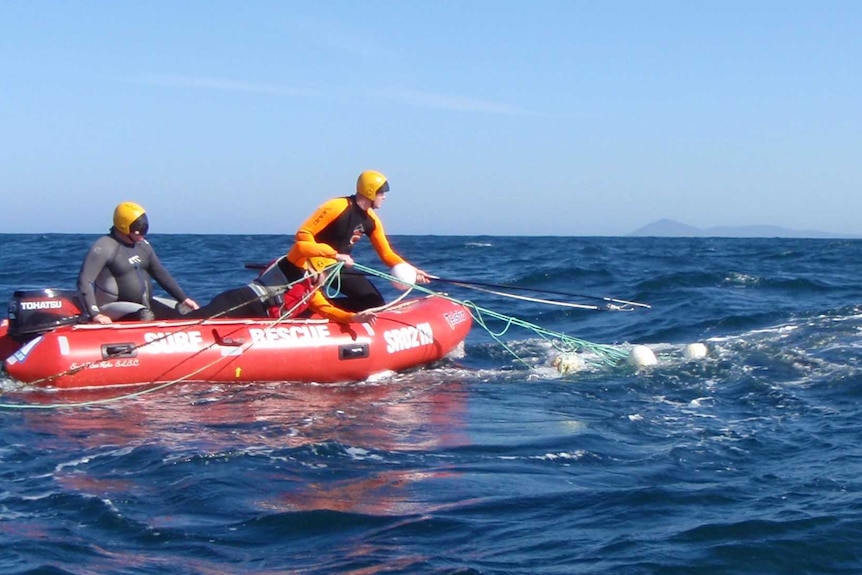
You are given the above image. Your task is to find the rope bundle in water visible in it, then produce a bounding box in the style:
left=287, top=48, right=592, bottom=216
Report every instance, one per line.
left=352, top=263, right=629, bottom=370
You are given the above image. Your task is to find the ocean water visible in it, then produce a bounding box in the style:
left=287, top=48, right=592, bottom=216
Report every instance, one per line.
left=2, top=233, right=862, bottom=575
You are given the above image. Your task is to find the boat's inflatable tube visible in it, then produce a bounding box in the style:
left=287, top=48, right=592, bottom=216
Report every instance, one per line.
left=1, top=295, right=472, bottom=389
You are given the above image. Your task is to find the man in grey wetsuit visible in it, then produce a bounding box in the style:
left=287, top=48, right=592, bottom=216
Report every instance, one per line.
left=77, top=201, right=199, bottom=323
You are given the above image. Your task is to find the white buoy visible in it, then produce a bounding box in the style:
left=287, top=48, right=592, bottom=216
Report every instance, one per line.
left=552, top=353, right=585, bottom=375
left=390, top=263, right=417, bottom=291
left=628, top=345, right=658, bottom=368
left=684, top=342, right=708, bottom=360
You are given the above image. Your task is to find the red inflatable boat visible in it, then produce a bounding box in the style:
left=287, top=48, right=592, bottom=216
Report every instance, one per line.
left=0, top=289, right=472, bottom=389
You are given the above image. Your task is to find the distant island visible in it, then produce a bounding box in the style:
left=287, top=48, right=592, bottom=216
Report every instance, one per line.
left=629, top=218, right=856, bottom=239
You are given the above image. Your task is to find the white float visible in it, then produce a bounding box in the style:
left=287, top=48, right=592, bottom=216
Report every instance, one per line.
left=628, top=345, right=658, bottom=368
left=684, top=342, right=708, bottom=360
left=390, top=263, right=417, bottom=291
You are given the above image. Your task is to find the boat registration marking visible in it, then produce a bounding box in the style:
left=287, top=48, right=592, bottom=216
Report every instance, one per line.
left=384, top=323, right=434, bottom=354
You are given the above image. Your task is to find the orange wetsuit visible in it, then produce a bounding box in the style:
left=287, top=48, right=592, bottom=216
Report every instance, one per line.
left=283, top=195, right=406, bottom=314
left=287, top=196, right=405, bottom=269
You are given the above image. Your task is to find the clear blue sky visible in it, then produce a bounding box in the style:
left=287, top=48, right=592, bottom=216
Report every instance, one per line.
left=2, top=1, right=860, bottom=236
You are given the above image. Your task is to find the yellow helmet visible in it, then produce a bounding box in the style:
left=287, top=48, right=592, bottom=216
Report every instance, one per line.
left=356, top=170, right=390, bottom=201
left=113, top=201, right=149, bottom=236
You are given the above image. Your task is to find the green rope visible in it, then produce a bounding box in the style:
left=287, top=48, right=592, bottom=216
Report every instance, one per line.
left=352, top=263, right=628, bottom=369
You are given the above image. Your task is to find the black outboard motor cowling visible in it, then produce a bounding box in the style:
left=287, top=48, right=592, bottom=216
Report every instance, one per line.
left=8, top=289, right=85, bottom=339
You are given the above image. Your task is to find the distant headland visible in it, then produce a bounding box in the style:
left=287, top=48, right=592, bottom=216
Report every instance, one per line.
left=629, top=219, right=857, bottom=239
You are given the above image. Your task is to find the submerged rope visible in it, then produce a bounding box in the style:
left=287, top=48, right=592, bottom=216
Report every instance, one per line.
left=352, top=263, right=629, bottom=369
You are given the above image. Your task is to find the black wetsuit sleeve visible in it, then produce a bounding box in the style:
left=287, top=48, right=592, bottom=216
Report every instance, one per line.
left=143, top=243, right=188, bottom=302
left=77, top=236, right=115, bottom=317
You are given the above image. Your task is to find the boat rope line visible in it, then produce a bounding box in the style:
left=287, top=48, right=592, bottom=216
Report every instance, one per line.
left=427, top=276, right=651, bottom=310
left=0, top=261, right=391, bottom=408
left=0, top=273, right=333, bottom=409
left=352, top=263, right=630, bottom=369
left=318, top=261, right=416, bottom=314
left=0, top=261, right=633, bottom=408
left=431, top=282, right=605, bottom=310
left=247, top=262, right=650, bottom=311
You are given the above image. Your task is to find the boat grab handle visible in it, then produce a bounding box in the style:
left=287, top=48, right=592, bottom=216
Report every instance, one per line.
left=101, top=343, right=137, bottom=359
left=339, top=343, right=369, bottom=360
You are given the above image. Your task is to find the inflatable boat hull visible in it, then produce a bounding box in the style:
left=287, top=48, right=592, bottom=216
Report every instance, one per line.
left=1, top=296, right=472, bottom=389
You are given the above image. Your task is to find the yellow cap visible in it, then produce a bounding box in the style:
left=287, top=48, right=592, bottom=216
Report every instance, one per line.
left=356, top=170, right=390, bottom=201
left=113, top=201, right=147, bottom=235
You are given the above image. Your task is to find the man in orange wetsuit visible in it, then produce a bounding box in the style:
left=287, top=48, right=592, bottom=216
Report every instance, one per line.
left=279, top=170, right=430, bottom=324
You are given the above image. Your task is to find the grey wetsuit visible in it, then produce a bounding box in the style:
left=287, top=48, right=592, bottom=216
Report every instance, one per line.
left=77, top=230, right=188, bottom=319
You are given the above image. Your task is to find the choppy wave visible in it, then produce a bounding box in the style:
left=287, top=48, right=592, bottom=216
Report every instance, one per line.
left=4, top=235, right=862, bottom=574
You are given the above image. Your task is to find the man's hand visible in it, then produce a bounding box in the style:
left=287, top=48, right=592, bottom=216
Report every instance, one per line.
left=335, top=253, right=355, bottom=267
left=414, top=268, right=431, bottom=284
left=352, top=310, right=377, bottom=325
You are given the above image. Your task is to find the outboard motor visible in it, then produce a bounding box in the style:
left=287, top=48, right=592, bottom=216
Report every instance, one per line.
left=7, top=289, right=85, bottom=340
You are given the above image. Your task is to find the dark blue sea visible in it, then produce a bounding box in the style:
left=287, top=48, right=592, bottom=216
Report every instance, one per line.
left=2, top=234, right=862, bottom=575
